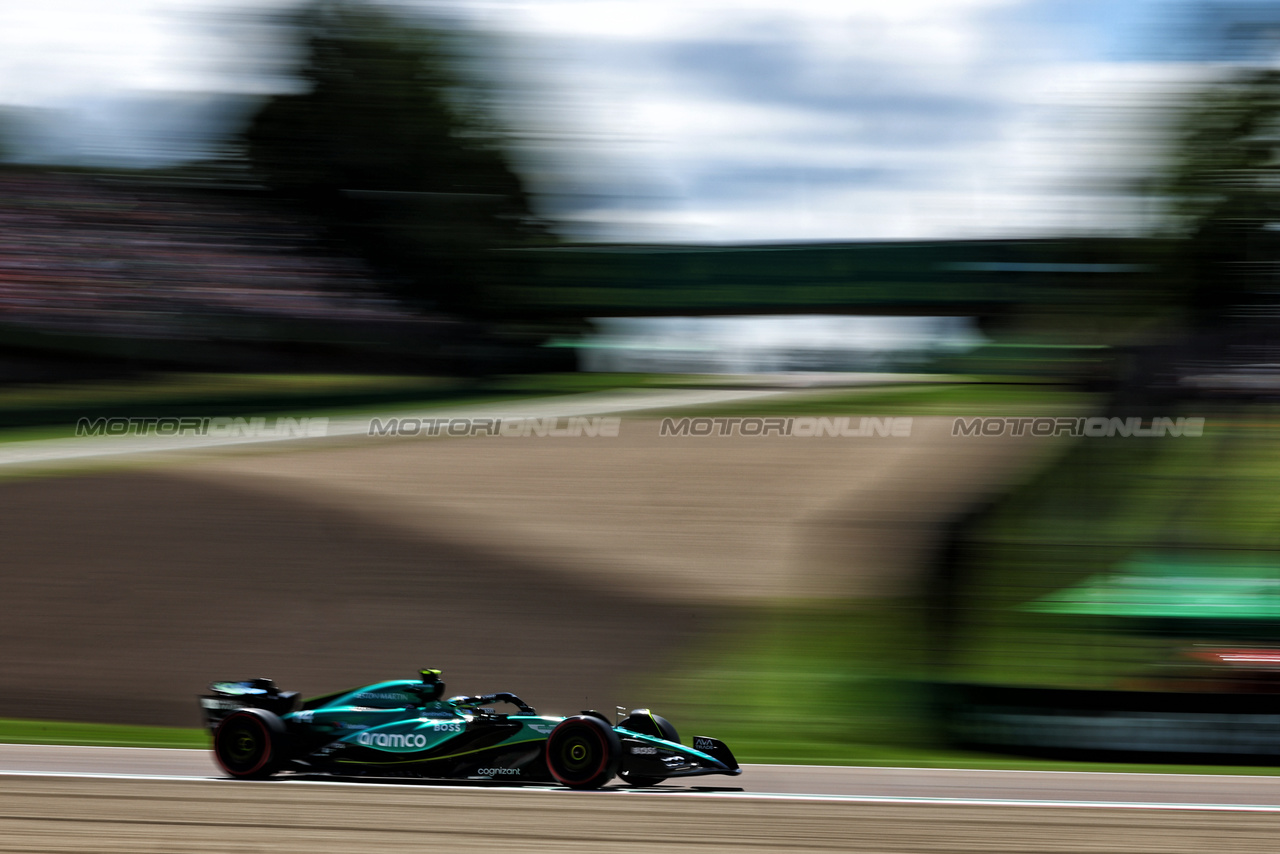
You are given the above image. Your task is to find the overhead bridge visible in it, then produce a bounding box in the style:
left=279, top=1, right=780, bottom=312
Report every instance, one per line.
left=499, top=237, right=1162, bottom=318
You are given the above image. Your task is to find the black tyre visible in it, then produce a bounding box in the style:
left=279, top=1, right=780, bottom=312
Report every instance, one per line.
left=618, top=772, right=664, bottom=787
left=214, top=708, right=288, bottom=779
left=618, top=711, right=679, bottom=788
left=545, top=715, right=621, bottom=789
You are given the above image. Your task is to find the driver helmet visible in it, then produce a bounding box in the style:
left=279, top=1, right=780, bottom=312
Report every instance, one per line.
left=418, top=669, right=444, bottom=701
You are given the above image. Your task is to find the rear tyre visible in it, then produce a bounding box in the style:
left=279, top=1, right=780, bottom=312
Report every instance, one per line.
left=545, top=715, right=621, bottom=789
left=214, top=708, right=288, bottom=779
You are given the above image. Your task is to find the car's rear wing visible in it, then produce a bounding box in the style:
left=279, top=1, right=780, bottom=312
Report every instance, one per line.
left=199, top=678, right=299, bottom=732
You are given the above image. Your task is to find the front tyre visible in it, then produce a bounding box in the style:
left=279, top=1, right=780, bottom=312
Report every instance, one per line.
left=545, top=715, right=621, bottom=789
left=619, top=710, right=679, bottom=787
left=214, top=708, right=288, bottom=779
left=617, top=771, right=664, bottom=787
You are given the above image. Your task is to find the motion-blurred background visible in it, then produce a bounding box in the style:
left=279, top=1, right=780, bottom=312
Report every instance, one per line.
left=3, top=0, right=1280, bottom=767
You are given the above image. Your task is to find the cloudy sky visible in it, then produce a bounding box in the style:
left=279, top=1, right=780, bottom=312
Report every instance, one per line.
left=0, top=0, right=1259, bottom=242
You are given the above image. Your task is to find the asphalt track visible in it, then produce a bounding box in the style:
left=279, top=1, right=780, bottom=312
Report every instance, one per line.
left=4, top=744, right=1280, bottom=808
left=4, top=748, right=1280, bottom=852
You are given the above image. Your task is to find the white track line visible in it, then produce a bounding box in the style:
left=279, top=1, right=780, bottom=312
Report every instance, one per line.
left=12, top=750, right=1280, bottom=781
left=14, top=750, right=1280, bottom=780
left=756, top=762, right=1280, bottom=780
left=5, top=768, right=1280, bottom=812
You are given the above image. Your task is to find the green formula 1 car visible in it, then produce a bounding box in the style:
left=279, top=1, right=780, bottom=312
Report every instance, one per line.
left=199, top=669, right=740, bottom=789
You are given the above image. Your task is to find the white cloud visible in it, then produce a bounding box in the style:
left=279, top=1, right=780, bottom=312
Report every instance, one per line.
left=478, top=0, right=1191, bottom=241
left=0, top=0, right=1190, bottom=241
left=0, top=0, right=294, bottom=104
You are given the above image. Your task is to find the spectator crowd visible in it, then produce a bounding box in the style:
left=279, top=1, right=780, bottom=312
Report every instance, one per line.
left=0, top=170, right=416, bottom=338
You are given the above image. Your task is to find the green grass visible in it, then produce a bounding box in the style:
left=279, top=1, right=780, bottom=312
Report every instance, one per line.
left=3, top=709, right=1277, bottom=776
left=642, top=381, right=1097, bottom=420
left=637, top=601, right=928, bottom=764
left=0, top=371, right=693, bottom=429
left=0, top=371, right=691, bottom=411
left=0, top=371, right=693, bottom=442
left=0, top=372, right=1079, bottom=423
left=949, top=406, right=1280, bottom=689
left=637, top=403, right=1280, bottom=771
left=633, top=600, right=1280, bottom=775
left=0, top=373, right=463, bottom=436
left=0, top=718, right=207, bottom=749
left=0, top=374, right=1091, bottom=447
left=12, top=376, right=1269, bottom=773
left=0, top=373, right=454, bottom=409
left=473, top=372, right=726, bottom=395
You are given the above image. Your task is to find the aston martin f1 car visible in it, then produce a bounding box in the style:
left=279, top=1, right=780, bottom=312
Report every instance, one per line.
left=199, top=669, right=740, bottom=789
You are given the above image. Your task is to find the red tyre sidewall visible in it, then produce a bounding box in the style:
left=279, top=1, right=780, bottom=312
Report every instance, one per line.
left=215, top=711, right=274, bottom=778
left=546, top=718, right=613, bottom=788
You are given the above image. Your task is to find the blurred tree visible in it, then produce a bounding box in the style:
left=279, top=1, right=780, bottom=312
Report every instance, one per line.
left=0, top=109, right=19, bottom=162
left=244, top=1, right=547, bottom=316
left=1161, top=68, right=1280, bottom=328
